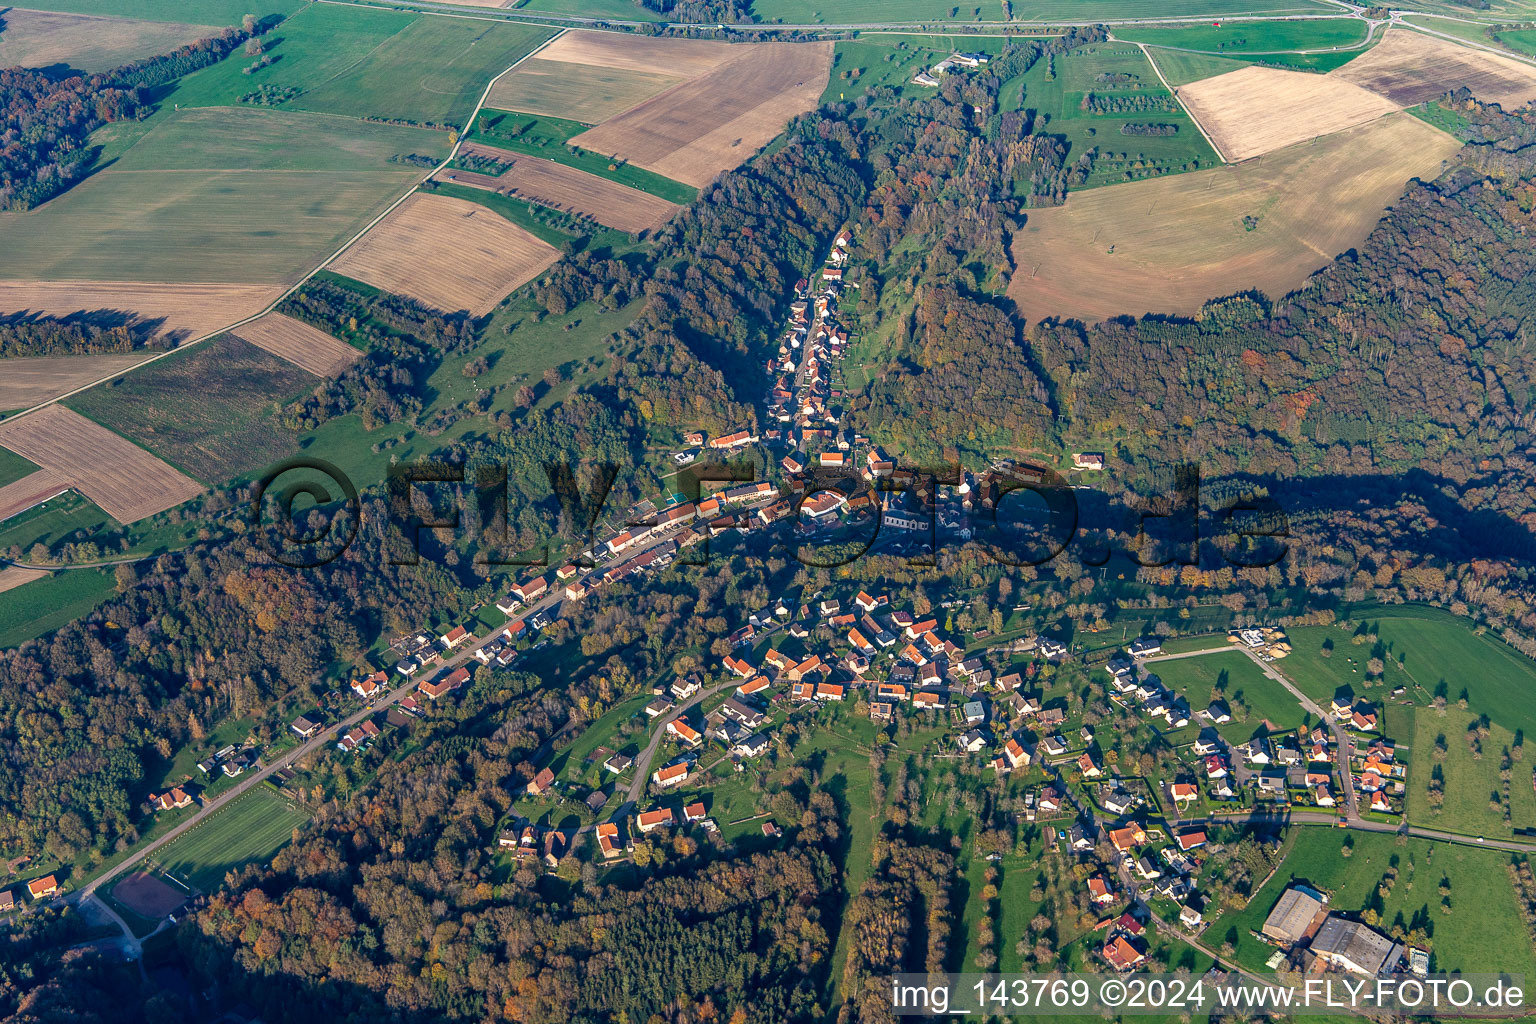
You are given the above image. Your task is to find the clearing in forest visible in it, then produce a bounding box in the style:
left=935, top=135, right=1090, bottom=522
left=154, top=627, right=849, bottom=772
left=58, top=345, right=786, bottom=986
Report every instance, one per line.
left=0, top=405, right=204, bottom=524
left=1332, top=28, right=1536, bottom=110
left=1007, top=113, right=1461, bottom=324
left=232, top=312, right=363, bottom=377
left=571, top=42, right=833, bottom=188
left=446, top=143, right=679, bottom=233
left=330, top=192, right=561, bottom=318
left=0, top=8, right=217, bottom=71
left=1177, top=64, right=1400, bottom=161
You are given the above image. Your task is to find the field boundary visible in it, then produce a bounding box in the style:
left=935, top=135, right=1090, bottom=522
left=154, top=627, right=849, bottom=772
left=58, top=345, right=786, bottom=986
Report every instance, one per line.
left=1137, top=40, right=1227, bottom=162
left=0, top=28, right=567, bottom=444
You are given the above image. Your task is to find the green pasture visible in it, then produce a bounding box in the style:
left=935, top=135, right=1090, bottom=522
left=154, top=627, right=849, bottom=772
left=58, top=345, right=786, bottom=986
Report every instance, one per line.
left=472, top=110, right=697, bottom=204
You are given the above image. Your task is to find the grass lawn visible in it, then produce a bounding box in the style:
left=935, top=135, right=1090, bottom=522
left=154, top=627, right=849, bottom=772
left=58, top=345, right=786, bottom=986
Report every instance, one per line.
left=290, top=17, right=554, bottom=126
left=1115, top=19, right=1373, bottom=72
left=1001, top=42, right=1218, bottom=189
left=1495, top=28, right=1536, bottom=57
left=1208, top=826, right=1536, bottom=977
left=1406, top=703, right=1536, bottom=839
left=1284, top=608, right=1536, bottom=737
left=155, top=787, right=310, bottom=893
left=472, top=110, right=697, bottom=204
left=0, top=567, right=115, bottom=648
left=165, top=2, right=420, bottom=111
left=1143, top=46, right=1259, bottom=85
left=66, top=335, right=313, bottom=484
left=0, top=448, right=40, bottom=489
left=0, top=106, right=444, bottom=284
left=1152, top=649, right=1309, bottom=737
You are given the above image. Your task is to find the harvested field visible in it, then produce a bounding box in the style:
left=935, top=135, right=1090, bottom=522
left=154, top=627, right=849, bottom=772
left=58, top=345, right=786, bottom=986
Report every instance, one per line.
left=0, top=566, right=47, bottom=594
left=571, top=42, right=833, bottom=188
left=1177, top=65, right=1401, bottom=161
left=66, top=335, right=313, bottom=484
left=1332, top=29, right=1536, bottom=110
left=0, top=8, right=218, bottom=71
left=1007, top=114, right=1460, bottom=324
left=486, top=57, right=686, bottom=123
left=0, top=470, right=69, bottom=523
left=0, top=353, right=159, bottom=410
left=232, top=313, right=362, bottom=377
left=531, top=29, right=737, bottom=78
left=111, top=871, right=187, bottom=918
left=0, top=281, right=282, bottom=343
left=0, top=405, right=204, bottom=524
left=448, top=143, right=679, bottom=232
left=330, top=193, right=560, bottom=317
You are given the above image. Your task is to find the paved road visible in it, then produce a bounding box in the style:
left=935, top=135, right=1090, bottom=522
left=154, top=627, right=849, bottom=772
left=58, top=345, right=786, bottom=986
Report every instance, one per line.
left=1143, top=644, right=1359, bottom=816
left=620, top=679, right=737, bottom=815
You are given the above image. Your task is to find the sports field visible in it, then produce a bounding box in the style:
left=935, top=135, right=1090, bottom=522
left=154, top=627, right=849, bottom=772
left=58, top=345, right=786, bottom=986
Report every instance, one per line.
left=0, top=8, right=218, bottom=71
left=1210, top=828, right=1536, bottom=976
left=155, top=788, right=310, bottom=894
left=0, top=107, right=444, bottom=285
left=1007, top=113, right=1460, bottom=324
left=1000, top=43, right=1218, bottom=188
left=65, top=335, right=313, bottom=484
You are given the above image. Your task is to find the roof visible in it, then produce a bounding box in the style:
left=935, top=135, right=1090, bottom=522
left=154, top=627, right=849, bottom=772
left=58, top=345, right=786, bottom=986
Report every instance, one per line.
left=1311, top=917, right=1401, bottom=975
left=1261, top=886, right=1326, bottom=945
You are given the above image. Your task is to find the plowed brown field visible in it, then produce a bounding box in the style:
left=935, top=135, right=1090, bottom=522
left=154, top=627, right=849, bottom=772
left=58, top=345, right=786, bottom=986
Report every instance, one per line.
left=0, top=281, right=282, bottom=343
left=0, top=353, right=159, bottom=410
left=1177, top=65, right=1400, bottom=162
left=1332, top=29, right=1536, bottom=109
left=232, top=313, right=362, bottom=377
left=447, top=143, right=679, bottom=232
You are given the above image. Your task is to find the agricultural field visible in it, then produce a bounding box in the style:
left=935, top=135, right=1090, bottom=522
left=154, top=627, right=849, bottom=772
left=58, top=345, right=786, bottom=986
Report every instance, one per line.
left=484, top=30, right=736, bottom=123
left=1333, top=28, right=1536, bottom=110
left=1494, top=28, right=1536, bottom=57
left=748, top=0, right=1339, bottom=22
left=1405, top=704, right=1536, bottom=840
left=330, top=192, right=561, bottom=318
left=1150, top=649, right=1309, bottom=738
left=154, top=788, right=310, bottom=894
left=1007, top=113, right=1460, bottom=324
left=0, top=281, right=283, bottom=344
left=1207, top=827, right=1536, bottom=978
left=511, top=0, right=666, bottom=20
left=232, top=313, right=363, bottom=378
left=0, top=405, right=204, bottom=524
left=1177, top=64, right=1400, bottom=161
left=0, top=448, right=40, bottom=489
left=0, top=7, right=218, bottom=71
left=0, top=566, right=46, bottom=595
left=65, top=335, right=314, bottom=484
left=0, top=469, right=68, bottom=522
left=1143, top=47, right=1253, bottom=87
left=283, top=16, right=554, bottom=126
left=447, top=143, right=680, bottom=233
left=0, top=353, right=160, bottom=412
left=0, top=107, right=445, bottom=285
left=0, top=566, right=115, bottom=649
left=5, top=0, right=300, bottom=22
left=1114, top=19, right=1374, bottom=73
left=471, top=111, right=697, bottom=203
left=1001, top=43, right=1219, bottom=189
left=571, top=42, right=833, bottom=188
